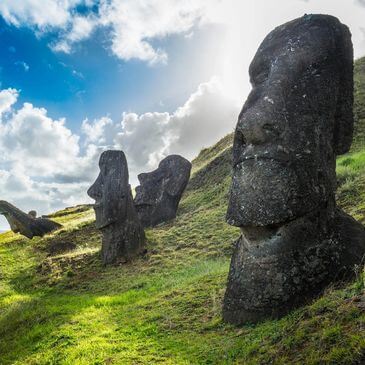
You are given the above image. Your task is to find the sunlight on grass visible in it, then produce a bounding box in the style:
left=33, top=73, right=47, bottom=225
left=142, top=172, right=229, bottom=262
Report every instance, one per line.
left=0, top=135, right=364, bottom=364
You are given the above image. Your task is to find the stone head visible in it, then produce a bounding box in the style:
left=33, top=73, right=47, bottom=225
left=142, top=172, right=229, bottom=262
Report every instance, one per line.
left=135, top=155, right=191, bottom=205
left=134, top=154, right=191, bottom=227
left=227, top=14, right=354, bottom=227
left=87, top=150, right=130, bottom=229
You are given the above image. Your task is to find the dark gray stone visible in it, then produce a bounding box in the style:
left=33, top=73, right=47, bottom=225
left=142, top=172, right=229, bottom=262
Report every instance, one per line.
left=0, top=200, right=61, bottom=239
left=223, top=14, right=365, bottom=325
left=88, top=150, right=145, bottom=265
left=134, top=155, right=191, bottom=227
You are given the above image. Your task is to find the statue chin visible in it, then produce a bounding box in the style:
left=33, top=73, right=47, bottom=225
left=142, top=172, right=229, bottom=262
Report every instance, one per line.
left=94, top=207, right=116, bottom=230
left=226, top=159, right=323, bottom=227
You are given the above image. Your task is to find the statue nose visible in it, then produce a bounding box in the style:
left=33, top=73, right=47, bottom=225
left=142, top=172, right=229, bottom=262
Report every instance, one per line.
left=87, top=181, right=102, bottom=200
left=238, top=105, right=282, bottom=146
left=238, top=117, right=278, bottom=145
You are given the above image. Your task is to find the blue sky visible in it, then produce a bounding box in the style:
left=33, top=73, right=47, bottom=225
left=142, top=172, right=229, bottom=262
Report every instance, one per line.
left=0, top=0, right=365, bottom=230
left=0, top=15, right=224, bottom=133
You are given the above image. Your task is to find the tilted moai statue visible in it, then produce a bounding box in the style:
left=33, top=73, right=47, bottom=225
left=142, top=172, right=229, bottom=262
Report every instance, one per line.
left=88, top=150, right=145, bottom=265
left=223, top=14, right=365, bottom=324
left=134, top=155, right=191, bottom=227
left=0, top=200, right=61, bottom=239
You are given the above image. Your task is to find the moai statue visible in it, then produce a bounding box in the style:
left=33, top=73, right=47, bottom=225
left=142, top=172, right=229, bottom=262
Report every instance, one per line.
left=88, top=150, right=145, bottom=265
left=0, top=201, right=61, bottom=238
left=134, top=155, right=191, bottom=227
left=223, top=14, right=365, bottom=325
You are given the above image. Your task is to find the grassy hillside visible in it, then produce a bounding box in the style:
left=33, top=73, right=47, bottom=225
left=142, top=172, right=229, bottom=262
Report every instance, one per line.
left=352, top=56, right=365, bottom=151
left=0, top=60, right=365, bottom=364
left=1, top=133, right=365, bottom=365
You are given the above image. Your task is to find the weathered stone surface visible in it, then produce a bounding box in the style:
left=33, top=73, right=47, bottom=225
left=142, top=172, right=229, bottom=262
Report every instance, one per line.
left=223, top=14, right=365, bottom=325
left=87, top=150, right=145, bottom=265
left=0, top=201, right=61, bottom=239
left=134, top=155, right=191, bottom=227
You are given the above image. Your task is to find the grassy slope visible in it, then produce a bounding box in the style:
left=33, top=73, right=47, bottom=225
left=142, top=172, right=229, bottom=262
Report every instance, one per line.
left=352, top=56, right=365, bottom=152
left=1, top=62, right=365, bottom=365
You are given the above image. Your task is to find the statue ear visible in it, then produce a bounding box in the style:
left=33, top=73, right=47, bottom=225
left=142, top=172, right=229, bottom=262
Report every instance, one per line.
left=333, top=23, right=354, bottom=155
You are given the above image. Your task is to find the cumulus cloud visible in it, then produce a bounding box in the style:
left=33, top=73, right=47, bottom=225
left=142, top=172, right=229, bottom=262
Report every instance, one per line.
left=0, top=0, right=218, bottom=64
left=1, top=102, right=80, bottom=176
left=97, top=0, right=213, bottom=64
left=82, top=116, right=114, bottom=144
left=0, top=88, right=18, bottom=116
left=0, top=78, right=238, bottom=229
left=115, top=77, right=239, bottom=172
left=0, top=90, right=101, bottom=227
left=0, top=0, right=76, bottom=29
left=51, top=14, right=97, bottom=53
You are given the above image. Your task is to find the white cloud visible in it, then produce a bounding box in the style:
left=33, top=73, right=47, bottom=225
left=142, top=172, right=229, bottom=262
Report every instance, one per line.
left=0, top=0, right=77, bottom=29
left=97, top=0, right=214, bottom=65
left=114, top=77, right=239, bottom=172
left=1, top=102, right=80, bottom=176
left=116, top=111, right=171, bottom=169
left=0, top=90, right=102, bottom=229
left=1, top=0, right=364, bottom=67
left=82, top=116, right=114, bottom=144
left=0, top=88, right=18, bottom=116
left=51, top=14, right=97, bottom=54
left=0, top=78, right=239, bottom=229
left=0, top=0, right=218, bottom=65
left=15, top=61, right=30, bottom=72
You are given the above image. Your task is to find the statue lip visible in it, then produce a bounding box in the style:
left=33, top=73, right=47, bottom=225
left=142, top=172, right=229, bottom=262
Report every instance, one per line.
left=234, top=154, right=290, bottom=169
left=233, top=144, right=292, bottom=169
left=95, top=202, right=101, bottom=206
left=94, top=202, right=102, bottom=208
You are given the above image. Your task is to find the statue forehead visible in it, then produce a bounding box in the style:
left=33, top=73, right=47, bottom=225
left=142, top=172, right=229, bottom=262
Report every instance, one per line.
left=97, top=151, right=129, bottom=181
left=249, top=16, right=335, bottom=76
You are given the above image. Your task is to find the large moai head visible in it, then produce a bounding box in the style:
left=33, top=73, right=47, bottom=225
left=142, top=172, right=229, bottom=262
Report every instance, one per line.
left=88, top=151, right=130, bottom=229
left=226, top=14, right=353, bottom=227
left=223, top=15, right=365, bottom=325
left=134, top=155, right=191, bottom=227
left=88, top=150, right=145, bottom=264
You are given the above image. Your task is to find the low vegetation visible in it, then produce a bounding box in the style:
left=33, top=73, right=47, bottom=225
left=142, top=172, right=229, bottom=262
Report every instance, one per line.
left=352, top=57, right=365, bottom=152
left=1, top=132, right=364, bottom=364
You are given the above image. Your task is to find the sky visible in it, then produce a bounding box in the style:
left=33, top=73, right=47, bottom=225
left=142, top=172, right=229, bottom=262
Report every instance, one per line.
left=0, top=0, right=365, bottom=230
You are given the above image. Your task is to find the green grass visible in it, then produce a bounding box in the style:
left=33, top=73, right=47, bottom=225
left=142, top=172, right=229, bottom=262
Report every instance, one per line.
left=1, top=131, right=365, bottom=364
left=336, top=149, right=365, bottom=224
left=352, top=56, right=365, bottom=152
left=1, top=58, right=365, bottom=365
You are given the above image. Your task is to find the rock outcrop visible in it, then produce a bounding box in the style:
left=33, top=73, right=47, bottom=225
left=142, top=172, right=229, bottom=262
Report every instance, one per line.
left=223, top=14, right=365, bottom=325
left=88, top=150, right=145, bottom=265
left=0, top=201, right=61, bottom=239
left=134, top=155, right=191, bottom=227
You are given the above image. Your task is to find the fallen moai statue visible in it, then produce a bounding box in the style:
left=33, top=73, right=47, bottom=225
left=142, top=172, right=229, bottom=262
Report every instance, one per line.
left=134, top=155, right=191, bottom=227
left=223, top=14, right=365, bottom=325
left=0, top=200, right=62, bottom=239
